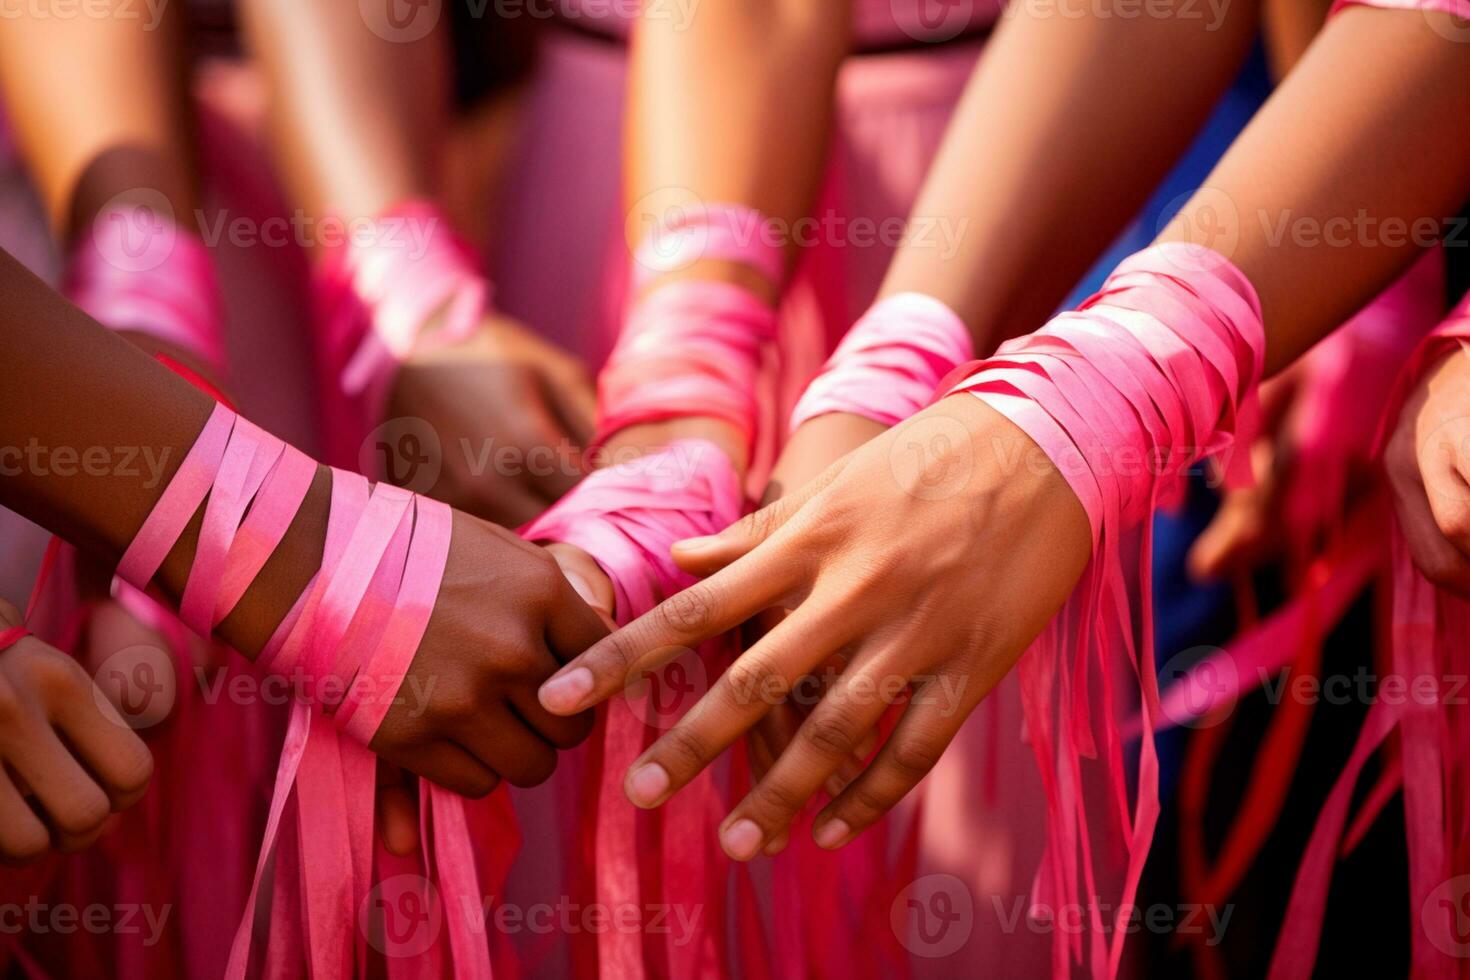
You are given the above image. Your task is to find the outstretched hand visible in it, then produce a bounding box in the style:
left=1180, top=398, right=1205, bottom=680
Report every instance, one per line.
left=537, top=394, right=1091, bottom=859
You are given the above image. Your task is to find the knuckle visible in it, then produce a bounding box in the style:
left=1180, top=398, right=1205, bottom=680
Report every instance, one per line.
left=889, top=733, right=943, bottom=780
left=0, top=828, right=49, bottom=865
left=751, top=777, right=807, bottom=817
left=431, top=687, right=481, bottom=725
left=53, top=787, right=111, bottom=837
left=0, top=678, right=25, bottom=727
left=803, top=714, right=858, bottom=759
left=458, top=770, right=501, bottom=799
left=111, top=741, right=155, bottom=798
left=656, top=585, right=716, bottom=635
left=724, top=654, right=782, bottom=709
left=655, top=724, right=711, bottom=774
left=845, top=780, right=892, bottom=819
left=506, top=750, right=557, bottom=789
left=25, top=648, right=87, bottom=697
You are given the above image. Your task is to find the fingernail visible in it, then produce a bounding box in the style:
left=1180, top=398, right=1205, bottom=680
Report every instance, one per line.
left=814, top=819, right=850, bottom=850
left=673, top=535, right=717, bottom=553
left=721, top=819, right=763, bottom=861
left=627, top=763, right=670, bottom=807
left=539, top=667, right=593, bottom=713
left=562, top=569, right=601, bottom=609
left=824, top=774, right=847, bottom=798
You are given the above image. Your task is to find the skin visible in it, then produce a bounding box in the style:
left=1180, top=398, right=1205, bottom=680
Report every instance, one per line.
left=538, top=6, right=1470, bottom=861
left=0, top=597, right=154, bottom=865
left=1385, top=346, right=1470, bottom=596
left=0, top=250, right=607, bottom=814
left=546, top=0, right=852, bottom=606
left=238, top=0, right=595, bottom=524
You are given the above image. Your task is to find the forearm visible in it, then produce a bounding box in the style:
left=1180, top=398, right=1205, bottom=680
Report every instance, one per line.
left=238, top=0, right=450, bottom=227
left=1158, top=6, right=1470, bottom=375
left=0, top=1, right=197, bottom=239
left=877, top=0, right=1259, bottom=348
left=0, top=251, right=325, bottom=657
left=625, top=0, right=850, bottom=303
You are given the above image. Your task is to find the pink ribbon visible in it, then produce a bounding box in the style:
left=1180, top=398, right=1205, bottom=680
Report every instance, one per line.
left=313, top=200, right=490, bottom=464
left=524, top=439, right=745, bottom=979
left=942, top=242, right=1266, bottom=979
left=595, top=279, right=778, bottom=447
left=631, top=201, right=784, bottom=294
left=64, top=203, right=228, bottom=373
left=1265, top=290, right=1470, bottom=979
left=789, top=291, right=974, bottom=431
left=108, top=402, right=475, bottom=977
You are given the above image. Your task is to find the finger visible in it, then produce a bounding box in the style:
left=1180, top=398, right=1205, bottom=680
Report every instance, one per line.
left=379, top=740, right=501, bottom=799
left=539, top=549, right=798, bottom=715
left=0, top=767, right=49, bottom=865
left=541, top=554, right=615, bottom=664
left=813, top=687, right=971, bottom=849
left=508, top=682, right=594, bottom=750
left=1186, top=485, right=1269, bottom=582
left=1395, top=471, right=1470, bottom=596
left=622, top=605, right=853, bottom=809
left=546, top=544, right=617, bottom=625
left=670, top=466, right=839, bottom=577
left=375, top=763, right=421, bottom=857
left=456, top=705, right=558, bottom=788
left=746, top=705, right=797, bottom=784
left=52, top=683, right=153, bottom=812
left=712, top=659, right=900, bottom=860
left=6, top=725, right=112, bottom=852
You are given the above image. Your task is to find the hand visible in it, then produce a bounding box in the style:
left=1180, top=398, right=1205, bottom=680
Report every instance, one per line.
left=745, top=412, right=884, bottom=788
left=388, top=315, right=596, bottom=525
left=368, top=509, right=606, bottom=796
left=0, top=598, right=153, bottom=864
left=537, top=394, right=1092, bottom=858
left=1384, top=346, right=1470, bottom=595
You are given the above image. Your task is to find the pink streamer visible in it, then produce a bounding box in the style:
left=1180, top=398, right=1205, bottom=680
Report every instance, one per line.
left=789, top=291, right=974, bottom=431
left=108, top=402, right=483, bottom=977
left=1267, top=290, right=1470, bottom=978
left=943, top=242, right=1266, bottom=978
left=524, top=439, right=746, bottom=979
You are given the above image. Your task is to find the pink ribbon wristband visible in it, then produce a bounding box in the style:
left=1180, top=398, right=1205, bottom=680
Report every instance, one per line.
left=595, top=278, right=778, bottom=446
left=65, top=202, right=229, bottom=372
left=790, top=291, right=975, bottom=431
left=631, top=201, right=784, bottom=293
left=941, top=242, right=1266, bottom=979
left=115, top=402, right=450, bottom=737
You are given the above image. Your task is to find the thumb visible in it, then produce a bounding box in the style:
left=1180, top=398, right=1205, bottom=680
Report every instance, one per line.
left=672, top=456, right=844, bottom=576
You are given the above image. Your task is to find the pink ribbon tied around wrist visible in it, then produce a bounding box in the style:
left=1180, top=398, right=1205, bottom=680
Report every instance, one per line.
left=630, top=200, right=785, bottom=294
left=65, top=202, right=229, bottom=373
left=315, top=199, right=491, bottom=420
left=940, top=242, right=1265, bottom=979
left=790, top=291, right=975, bottom=431
left=111, top=402, right=475, bottom=977
left=595, top=278, right=778, bottom=447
